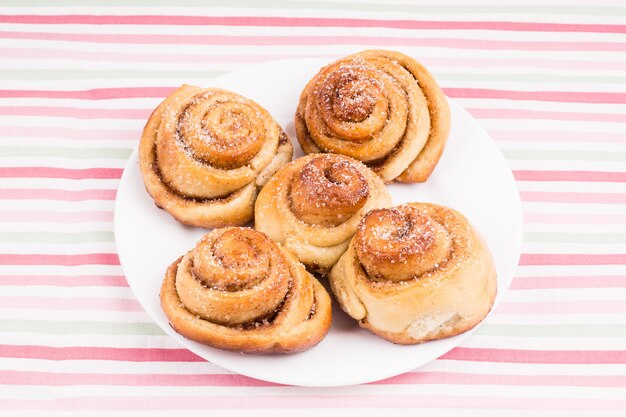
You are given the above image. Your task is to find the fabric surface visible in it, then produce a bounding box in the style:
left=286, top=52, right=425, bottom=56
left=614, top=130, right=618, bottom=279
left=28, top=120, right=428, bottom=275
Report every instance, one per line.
left=0, top=1, right=625, bottom=415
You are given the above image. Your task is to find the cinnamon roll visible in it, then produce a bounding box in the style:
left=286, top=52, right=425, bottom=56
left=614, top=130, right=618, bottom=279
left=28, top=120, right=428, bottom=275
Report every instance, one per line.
left=329, top=203, right=496, bottom=344
left=255, top=154, right=391, bottom=274
left=160, top=227, right=332, bottom=353
left=139, top=85, right=293, bottom=228
left=295, top=50, right=450, bottom=183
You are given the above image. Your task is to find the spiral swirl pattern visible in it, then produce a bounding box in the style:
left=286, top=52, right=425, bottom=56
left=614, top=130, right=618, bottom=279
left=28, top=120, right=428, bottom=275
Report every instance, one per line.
left=160, top=227, right=332, bottom=353
left=255, top=154, right=391, bottom=273
left=295, top=50, right=450, bottom=183
left=139, top=85, right=293, bottom=228
left=329, top=203, right=497, bottom=344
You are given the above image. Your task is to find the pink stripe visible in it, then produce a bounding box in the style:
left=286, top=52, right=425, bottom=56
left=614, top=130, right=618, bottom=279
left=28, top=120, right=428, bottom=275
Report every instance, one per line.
left=520, top=254, right=626, bottom=266
left=524, top=212, right=626, bottom=225
left=0, top=211, right=113, bottom=223
left=0, top=296, right=142, bottom=312
left=490, top=130, right=626, bottom=144
left=443, top=347, right=626, bottom=364
left=496, top=300, right=626, bottom=314
left=0, top=189, right=116, bottom=201
left=2, top=36, right=626, bottom=52
left=3, top=30, right=624, bottom=70
left=0, top=275, right=127, bottom=287
left=520, top=191, right=626, bottom=204
left=2, top=86, right=625, bottom=104
left=445, top=88, right=626, bottom=104
left=511, top=275, right=626, bottom=290
left=0, top=126, right=137, bottom=141
left=378, top=372, right=626, bottom=387
left=0, top=167, right=122, bottom=179
left=3, top=344, right=625, bottom=365
left=1, top=395, right=624, bottom=411
left=0, top=106, right=150, bottom=119
left=514, top=170, right=626, bottom=182
left=0, top=87, right=173, bottom=100
left=0, top=345, right=202, bottom=362
left=469, top=108, right=626, bottom=124
left=0, top=253, right=120, bottom=266
left=0, top=370, right=272, bottom=387
left=0, top=47, right=297, bottom=64
left=2, top=370, right=624, bottom=388
left=0, top=15, right=624, bottom=34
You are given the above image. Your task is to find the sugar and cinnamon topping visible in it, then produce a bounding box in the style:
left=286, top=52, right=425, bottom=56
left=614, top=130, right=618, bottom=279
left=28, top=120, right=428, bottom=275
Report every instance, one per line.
left=289, top=154, right=370, bottom=226
left=355, top=206, right=452, bottom=283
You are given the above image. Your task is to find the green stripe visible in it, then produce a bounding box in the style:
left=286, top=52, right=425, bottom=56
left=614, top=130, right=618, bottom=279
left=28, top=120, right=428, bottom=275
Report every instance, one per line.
left=1, top=0, right=624, bottom=16
left=502, top=149, right=626, bottom=162
left=0, top=231, right=114, bottom=244
left=0, top=69, right=225, bottom=81
left=0, top=147, right=131, bottom=159
left=525, top=232, right=626, bottom=244
left=0, top=320, right=164, bottom=335
left=478, top=324, right=626, bottom=337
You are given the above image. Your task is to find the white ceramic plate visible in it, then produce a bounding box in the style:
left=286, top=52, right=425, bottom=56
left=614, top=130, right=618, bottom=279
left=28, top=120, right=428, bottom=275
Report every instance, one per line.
left=114, top=58, right=523, bottom=387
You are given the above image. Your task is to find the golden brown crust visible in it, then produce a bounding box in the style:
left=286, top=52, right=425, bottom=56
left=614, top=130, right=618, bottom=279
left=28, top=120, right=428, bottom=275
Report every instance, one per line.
left=295, top=50, right=450, bottom=183
left=160, top=227, right=332, bottom=354
left=139, top=85, right=293, bottom=228
left=254, top=154, right=391, bottom=274
left=290, top=155, right=369, bottom=227
left=329, top=203, right=497, bottom=344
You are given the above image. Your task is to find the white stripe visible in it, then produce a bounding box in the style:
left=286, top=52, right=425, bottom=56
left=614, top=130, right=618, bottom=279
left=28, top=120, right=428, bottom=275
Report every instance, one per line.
left=0, top=383, right=624, bottom=400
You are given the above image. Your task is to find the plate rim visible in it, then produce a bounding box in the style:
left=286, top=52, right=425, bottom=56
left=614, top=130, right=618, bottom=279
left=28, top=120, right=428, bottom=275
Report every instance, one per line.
left=114, top=58, right=523, bottom=387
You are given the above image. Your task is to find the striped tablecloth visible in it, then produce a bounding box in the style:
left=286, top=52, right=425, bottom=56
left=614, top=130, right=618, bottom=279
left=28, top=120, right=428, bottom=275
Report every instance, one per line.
left=1, top=1, right=625, bottom=415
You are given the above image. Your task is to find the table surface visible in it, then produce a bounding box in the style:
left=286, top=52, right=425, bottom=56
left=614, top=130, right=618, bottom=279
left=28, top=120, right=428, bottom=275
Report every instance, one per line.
left=1, top=1, right=625, bottom=415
